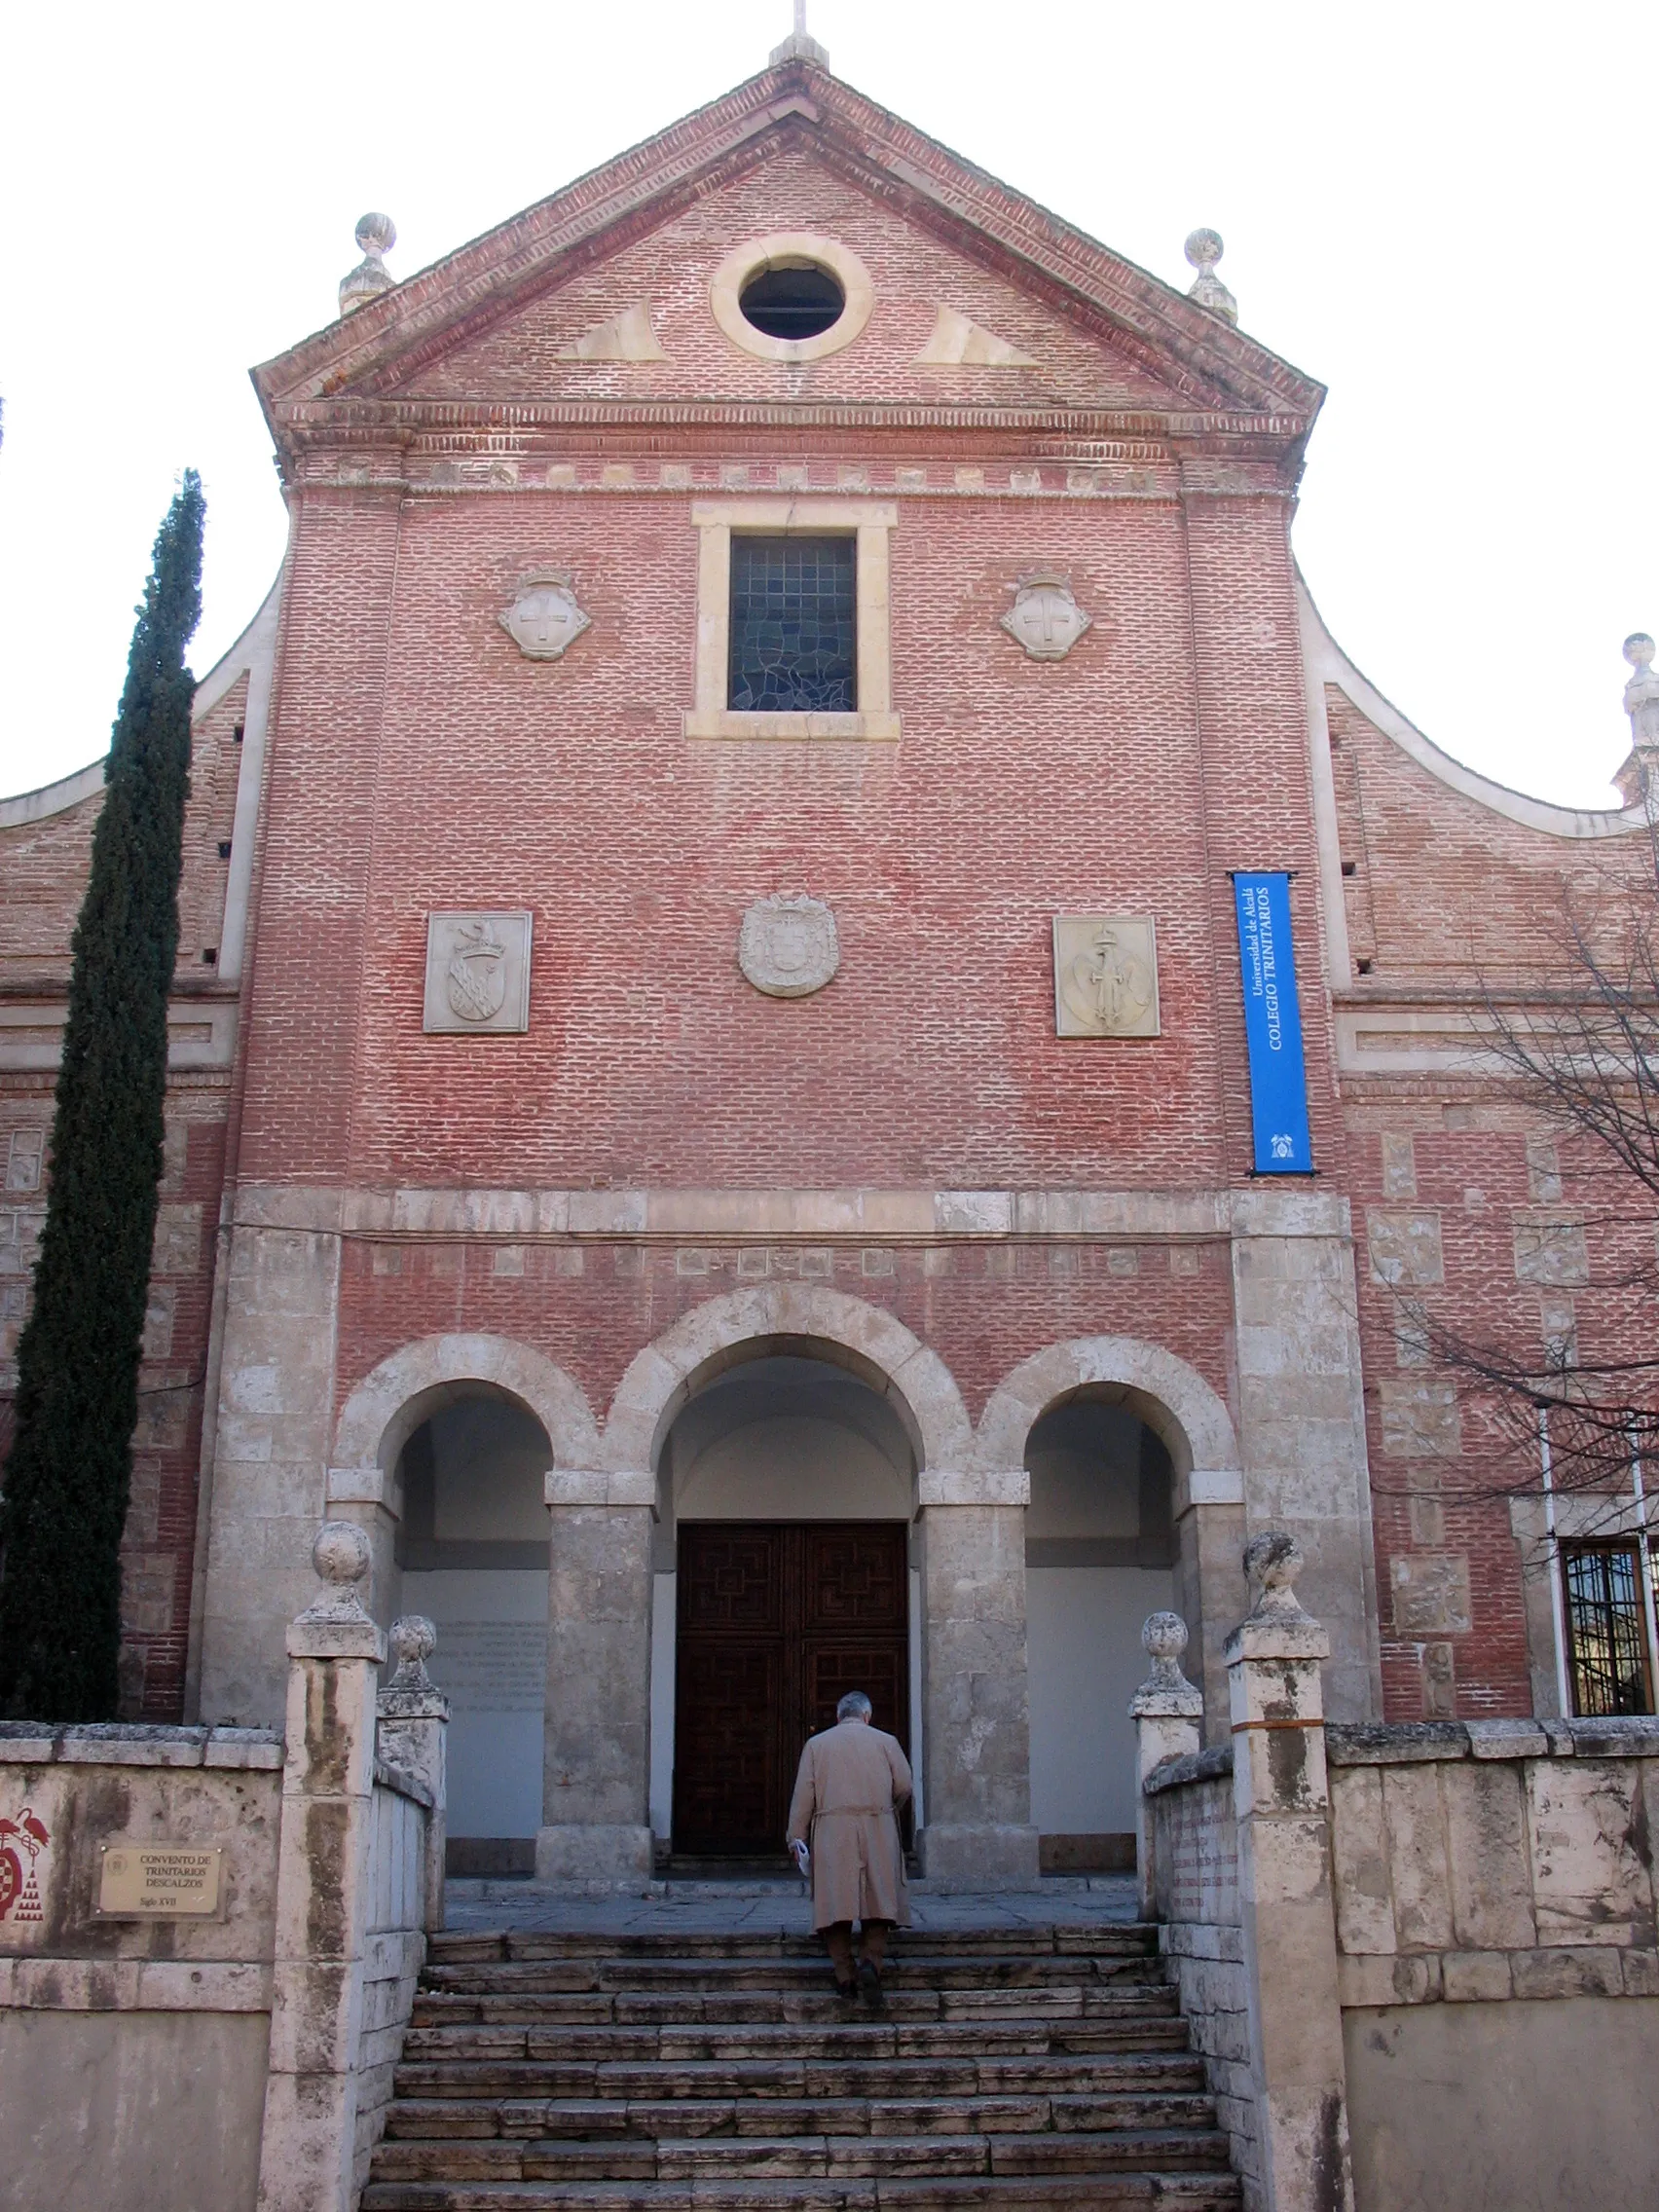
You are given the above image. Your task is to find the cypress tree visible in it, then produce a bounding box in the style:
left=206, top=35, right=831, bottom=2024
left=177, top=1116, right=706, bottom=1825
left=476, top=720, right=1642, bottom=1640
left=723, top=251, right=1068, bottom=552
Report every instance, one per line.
left=0, top=472, right=204, bottom=1719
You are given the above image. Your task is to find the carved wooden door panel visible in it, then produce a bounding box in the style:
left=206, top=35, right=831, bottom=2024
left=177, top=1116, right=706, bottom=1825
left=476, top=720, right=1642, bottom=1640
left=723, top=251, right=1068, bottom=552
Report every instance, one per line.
left=674, top=1521, right=909, bottom=1856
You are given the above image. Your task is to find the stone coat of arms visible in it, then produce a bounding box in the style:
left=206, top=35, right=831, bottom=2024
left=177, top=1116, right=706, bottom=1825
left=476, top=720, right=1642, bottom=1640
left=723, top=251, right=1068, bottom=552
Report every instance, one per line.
left=499, top=571, right=591, bottom=661
left=1052, top=915, right=1161, bottom=1037
left=738, top=895, right=840, bottom=999
left=423, top=911, right=534, bottom=1034
left=445, top=919, right=508, bottom=1024
left=1001, top=571, right=1093, bottom=661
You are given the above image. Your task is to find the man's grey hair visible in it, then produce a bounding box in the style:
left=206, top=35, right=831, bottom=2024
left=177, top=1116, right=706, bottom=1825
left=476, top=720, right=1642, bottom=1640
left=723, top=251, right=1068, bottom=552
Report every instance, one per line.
left=836, top=1691, right=873, bottom=1722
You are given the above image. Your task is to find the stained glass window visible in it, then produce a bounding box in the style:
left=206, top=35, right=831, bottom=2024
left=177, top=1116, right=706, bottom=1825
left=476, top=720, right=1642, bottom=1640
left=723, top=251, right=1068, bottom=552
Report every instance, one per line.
left=728, top=536, right=856, bottom=714
left=1563, top=1542, right=1654, bottom=1715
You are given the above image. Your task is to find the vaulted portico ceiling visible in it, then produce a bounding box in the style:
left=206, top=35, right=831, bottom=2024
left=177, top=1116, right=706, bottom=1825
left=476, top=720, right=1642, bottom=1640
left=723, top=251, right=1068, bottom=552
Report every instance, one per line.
left=250, top=55, right=1324, bottom=458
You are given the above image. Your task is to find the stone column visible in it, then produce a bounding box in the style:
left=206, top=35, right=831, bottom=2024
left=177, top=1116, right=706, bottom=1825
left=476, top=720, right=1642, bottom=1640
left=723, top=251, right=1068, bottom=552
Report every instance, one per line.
left=377, top=1615, right=451, bottom=1934
left=257, top=1522, right=387, bottom=2212
left=1130, top=1610, right=1205, bottom=1921
left=915, top=1471, right=1040, bottom=1889
left=1227, top=1532, right=1353, bottom=2212
left=536, top=1470, right=655, bottom=1884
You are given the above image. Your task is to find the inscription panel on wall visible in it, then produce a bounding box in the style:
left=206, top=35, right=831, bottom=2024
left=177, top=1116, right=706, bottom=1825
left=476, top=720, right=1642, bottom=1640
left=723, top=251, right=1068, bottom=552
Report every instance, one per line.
left=423, top=911, right=534, bottom=1034
left=97, top=1843, right=224, bottom=1918
left=428, top=1620, right=548, bottom=1713
left=1052, top=915, right=1161, bottom=1038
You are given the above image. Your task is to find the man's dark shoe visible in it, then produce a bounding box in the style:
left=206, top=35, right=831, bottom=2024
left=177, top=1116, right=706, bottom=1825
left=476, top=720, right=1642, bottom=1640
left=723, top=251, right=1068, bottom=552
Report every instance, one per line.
left=832, top=1974, right=859, bottom=1998
left=858, top=1956, right=884, bottom=2001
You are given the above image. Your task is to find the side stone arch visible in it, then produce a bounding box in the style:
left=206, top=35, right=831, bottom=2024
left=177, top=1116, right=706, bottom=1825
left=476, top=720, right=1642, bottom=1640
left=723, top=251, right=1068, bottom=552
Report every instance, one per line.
left=974, top=1335, right=1245, bottom=1745
left=330, top=1331, right=602, bottom=1478
left=599, top=1282, right=974, bottom=1482
left=971, top=1335, right=1241, bottom=1493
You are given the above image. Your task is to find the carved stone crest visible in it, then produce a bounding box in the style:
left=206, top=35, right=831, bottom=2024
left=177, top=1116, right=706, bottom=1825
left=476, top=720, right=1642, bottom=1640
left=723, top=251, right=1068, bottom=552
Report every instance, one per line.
left=1001, top=571, right=1092, bottom=661
left=423, top=911, right=533, bottom=1034
left=738, top=895, right=840, bottom=999
left=499, top=570, right=591, bottom=661
left=1052, top=915, right=1160, bottom=1038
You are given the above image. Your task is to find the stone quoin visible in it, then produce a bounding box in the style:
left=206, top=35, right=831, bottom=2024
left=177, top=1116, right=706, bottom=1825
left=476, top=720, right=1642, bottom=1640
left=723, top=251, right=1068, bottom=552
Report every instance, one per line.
left=2, top=40, right=1656, bottom=1904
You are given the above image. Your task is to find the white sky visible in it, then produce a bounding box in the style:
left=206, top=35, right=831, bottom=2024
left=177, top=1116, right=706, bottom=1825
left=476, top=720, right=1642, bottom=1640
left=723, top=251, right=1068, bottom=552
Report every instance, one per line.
left=1, top=1, right=1653, bottom=806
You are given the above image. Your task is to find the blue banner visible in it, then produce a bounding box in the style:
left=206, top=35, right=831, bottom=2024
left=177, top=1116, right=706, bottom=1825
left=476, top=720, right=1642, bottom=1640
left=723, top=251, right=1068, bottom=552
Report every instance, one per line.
left=1233, top=872, right=1313, bottom=1174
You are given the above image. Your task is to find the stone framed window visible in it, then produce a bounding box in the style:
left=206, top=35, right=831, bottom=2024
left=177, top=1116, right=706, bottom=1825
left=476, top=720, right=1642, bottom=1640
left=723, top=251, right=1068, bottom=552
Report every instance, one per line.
left=684, top=499, right=899, bottom=741
left=728, top=536, right=856, bottom=714
left=1561, top=1540, right=1655, bottom=1715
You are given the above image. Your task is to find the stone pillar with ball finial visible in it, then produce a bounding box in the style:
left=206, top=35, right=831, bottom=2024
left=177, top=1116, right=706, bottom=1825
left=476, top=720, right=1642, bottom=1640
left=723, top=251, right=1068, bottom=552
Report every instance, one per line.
left=1226, top=1531, right=1353, bottom=2212
left=378, top=1614, right=450, bottom=1933
left=1129, top=1610, right=1205, bottom=1919
left=257, top=1522, right=387, bottom=2212
left=1614, top=632, right=1659, bottom=808
left=339, top=213, right=397, bottom=316
left=1184, top=230, right=1237, bottom=325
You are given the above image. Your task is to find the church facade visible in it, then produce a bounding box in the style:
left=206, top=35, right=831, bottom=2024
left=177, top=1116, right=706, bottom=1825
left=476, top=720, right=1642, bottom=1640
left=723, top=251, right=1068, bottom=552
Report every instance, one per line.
left=3, top=52, right=1655, bottom=1885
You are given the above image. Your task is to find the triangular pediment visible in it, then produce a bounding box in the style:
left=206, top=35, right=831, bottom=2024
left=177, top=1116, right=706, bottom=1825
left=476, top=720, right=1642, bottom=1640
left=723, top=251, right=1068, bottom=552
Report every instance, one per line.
left=255, top=62, right=1322, bottom=437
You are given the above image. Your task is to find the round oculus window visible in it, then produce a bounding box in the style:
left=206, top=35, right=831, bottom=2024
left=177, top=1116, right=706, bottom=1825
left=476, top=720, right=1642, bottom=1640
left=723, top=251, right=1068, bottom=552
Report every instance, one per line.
left=709, top=233, right=874, bottom=362
left=738, top=260, right=845, bottom=341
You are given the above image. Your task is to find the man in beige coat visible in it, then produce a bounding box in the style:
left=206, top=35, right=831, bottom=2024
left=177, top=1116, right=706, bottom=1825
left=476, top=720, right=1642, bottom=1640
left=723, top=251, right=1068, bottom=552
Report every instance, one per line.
left=786, top=1690, right=912, bottom=1996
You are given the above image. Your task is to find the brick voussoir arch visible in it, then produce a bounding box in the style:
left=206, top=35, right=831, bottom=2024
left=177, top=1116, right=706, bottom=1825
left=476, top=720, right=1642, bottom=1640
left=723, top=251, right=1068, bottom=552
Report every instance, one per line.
left=971, top=1336, right=1241, bottom=1483
left=331, top=1330, right=603, bottom=1475
left=600, top=1283, right=974, bottom=1479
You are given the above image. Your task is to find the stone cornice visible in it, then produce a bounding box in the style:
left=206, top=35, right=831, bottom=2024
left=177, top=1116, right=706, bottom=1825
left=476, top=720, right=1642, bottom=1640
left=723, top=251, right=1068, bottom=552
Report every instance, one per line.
left=253, top=62, right=1322, bottom=446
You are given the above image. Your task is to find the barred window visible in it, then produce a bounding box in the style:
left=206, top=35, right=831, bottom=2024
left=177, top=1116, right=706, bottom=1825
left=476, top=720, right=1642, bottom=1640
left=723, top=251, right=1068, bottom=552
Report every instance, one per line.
left=1562, top=1542, right=1654, bottom=1716
left=728, top=536, right=856, bottom=714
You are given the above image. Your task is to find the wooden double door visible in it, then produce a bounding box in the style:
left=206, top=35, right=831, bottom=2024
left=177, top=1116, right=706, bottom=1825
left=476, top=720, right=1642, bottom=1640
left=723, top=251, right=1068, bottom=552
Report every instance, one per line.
left=673, top=1521, right=910, bottom=1857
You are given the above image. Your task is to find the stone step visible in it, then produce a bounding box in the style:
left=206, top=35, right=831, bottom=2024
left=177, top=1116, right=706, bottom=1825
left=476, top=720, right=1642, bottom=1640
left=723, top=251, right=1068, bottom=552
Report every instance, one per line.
left=426, top=1927, right=1157, bottom=1967
left=371, top=2129, right=1234, bottom=2184
left=396, top=2017, right=1190, bottom=2083
left=423, top=1955, right=1161, bottom=1997
left=362, top=2173, right=1242, bottom=2209
left=411, top=1987, right=1176, bottom=2031
left=391, top=2051, right=1207, bottom=2106
left=384, top=2089, right=1220, bottom=2142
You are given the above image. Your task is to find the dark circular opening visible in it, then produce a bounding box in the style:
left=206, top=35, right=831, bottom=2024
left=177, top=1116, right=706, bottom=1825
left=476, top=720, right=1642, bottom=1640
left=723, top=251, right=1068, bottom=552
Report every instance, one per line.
left=739, top=261, right=845, bottom=341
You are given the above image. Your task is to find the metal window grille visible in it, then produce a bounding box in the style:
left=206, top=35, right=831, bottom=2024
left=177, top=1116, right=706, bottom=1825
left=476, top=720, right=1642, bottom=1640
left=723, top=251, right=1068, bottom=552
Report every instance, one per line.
left=1562, top=1542, right=1655, bottom=1715
left=728, top=536, right=856, bottom=713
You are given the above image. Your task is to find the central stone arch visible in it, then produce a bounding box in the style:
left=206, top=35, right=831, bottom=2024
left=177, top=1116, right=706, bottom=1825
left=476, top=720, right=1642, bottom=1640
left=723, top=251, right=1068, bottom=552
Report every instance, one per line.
left=599, top=1283, right=973, bottom=1478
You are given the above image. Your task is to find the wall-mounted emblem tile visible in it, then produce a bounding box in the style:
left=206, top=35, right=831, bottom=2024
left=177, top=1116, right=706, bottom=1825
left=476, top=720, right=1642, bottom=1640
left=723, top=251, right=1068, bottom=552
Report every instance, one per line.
left=1052, top=915, right=1160, bottom=1037
left=1001, top=571, right=1092, bottom=661
left=738, top=895, right=840, bottom=999
left=424, top=911, right=533, bottom=1034
left=498, top=571, right=591, bottom=661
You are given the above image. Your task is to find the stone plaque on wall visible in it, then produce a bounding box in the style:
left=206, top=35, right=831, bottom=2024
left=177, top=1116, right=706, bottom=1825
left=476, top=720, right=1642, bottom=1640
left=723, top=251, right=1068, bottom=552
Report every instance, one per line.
left=1052, top=916, right=1160, bottom=1037
left=424, top=912, right=534, bottom=1034
left=430, top=1621, right=548, bottom=1713
left=97, top=1842, right=223, bottom=1917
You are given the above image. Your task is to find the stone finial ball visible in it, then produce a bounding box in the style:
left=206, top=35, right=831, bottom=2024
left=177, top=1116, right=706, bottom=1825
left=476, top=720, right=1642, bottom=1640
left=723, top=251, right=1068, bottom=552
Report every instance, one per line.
left=1184, top=228, right=1225, bottom=273
left=354, top=212, right=396, bottom=256
left=313, top=1519, right=372, bottom=1587
left=389, top=1614, right=436, bottom=1668
left=1142, top=1610, right=1190, bottom=1661
left=1625, top=633, right=1656, bottom=672
left=1243, top=1530, right=1304, bottom=1590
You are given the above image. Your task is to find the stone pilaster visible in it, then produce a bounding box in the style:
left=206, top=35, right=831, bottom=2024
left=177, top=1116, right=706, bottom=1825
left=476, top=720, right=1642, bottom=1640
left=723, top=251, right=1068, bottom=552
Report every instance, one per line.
left=199, top=1202, right=345, bottom=1726
left=1226, top=1533, right=1353, bottom=2212
left=536, top=1470, right=654, bottom=1883
left=377, top=1615, right=451, bottom=1933
left=1229, top=1188, right=1382, bottom=1721
left=257, top=1523, right=387, bottom=2212
left=1130, top=1610, right=1205, bottom=1920
left=915, top=1472, right=1039, bottom=1888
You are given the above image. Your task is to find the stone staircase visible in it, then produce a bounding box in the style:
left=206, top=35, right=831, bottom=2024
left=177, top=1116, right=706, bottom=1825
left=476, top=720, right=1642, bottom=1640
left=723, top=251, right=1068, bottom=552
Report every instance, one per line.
left=362, top=1919, right=1239, bottom=2209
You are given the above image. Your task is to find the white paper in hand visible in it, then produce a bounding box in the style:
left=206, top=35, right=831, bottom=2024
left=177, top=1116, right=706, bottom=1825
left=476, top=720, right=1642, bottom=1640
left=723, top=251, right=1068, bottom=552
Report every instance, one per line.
left=791, top=1838, right=810, bottom=1878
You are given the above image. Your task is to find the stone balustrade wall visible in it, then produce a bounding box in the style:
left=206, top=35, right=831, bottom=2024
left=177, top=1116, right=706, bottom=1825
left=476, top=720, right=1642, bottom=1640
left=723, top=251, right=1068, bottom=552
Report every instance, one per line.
left=0, top=1563, right=448, bottom=2212
left=1144, top=1747, right=1262, bottom=2195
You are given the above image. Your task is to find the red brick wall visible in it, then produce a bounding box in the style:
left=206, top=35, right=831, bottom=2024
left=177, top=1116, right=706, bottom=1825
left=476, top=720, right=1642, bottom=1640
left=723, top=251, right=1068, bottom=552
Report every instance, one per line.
left=1330, top=685, right=1657, bottom=1719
